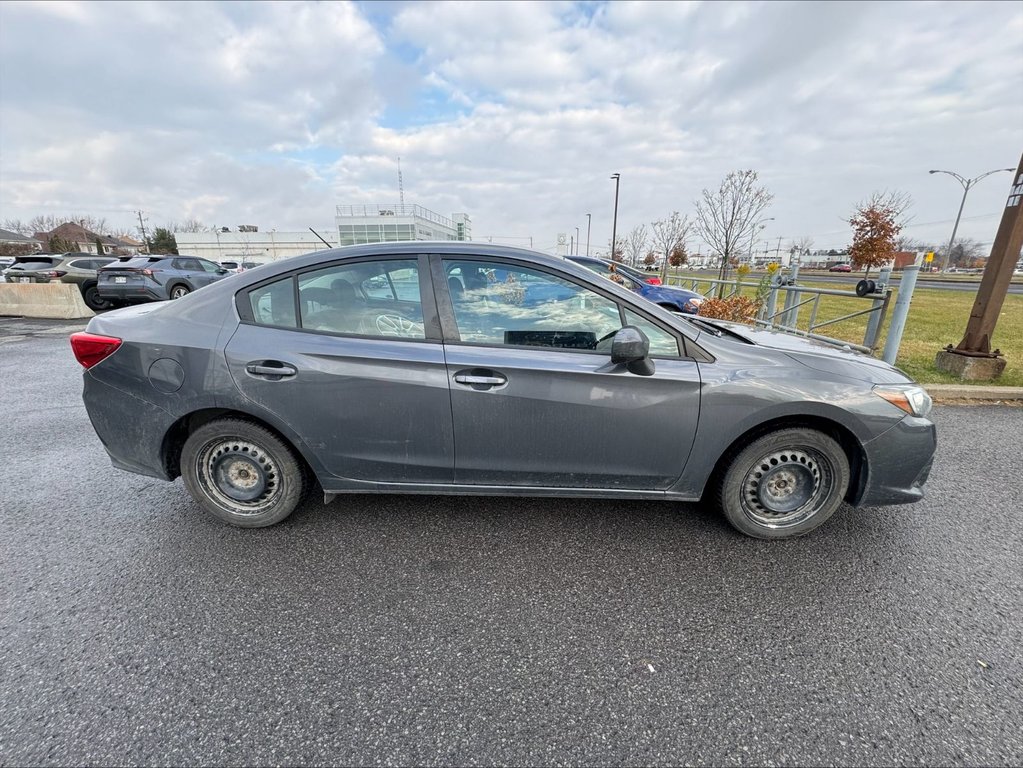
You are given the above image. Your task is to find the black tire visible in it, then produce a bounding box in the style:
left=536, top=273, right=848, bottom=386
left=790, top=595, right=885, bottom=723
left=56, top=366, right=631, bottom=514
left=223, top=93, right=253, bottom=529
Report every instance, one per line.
left=169, top=283, right=191, bottom=300
left=180, top=419, right=306, bottom=528
left=82, top=283, right=113, bottom=311
left=715, top=428, right=850, bottom=539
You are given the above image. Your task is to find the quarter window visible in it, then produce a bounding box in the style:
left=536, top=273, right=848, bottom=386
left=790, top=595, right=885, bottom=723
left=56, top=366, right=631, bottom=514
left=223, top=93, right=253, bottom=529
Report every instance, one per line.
left=623, top=308, right=680, bottom=357
left=248, top=277, right=297, bottom=328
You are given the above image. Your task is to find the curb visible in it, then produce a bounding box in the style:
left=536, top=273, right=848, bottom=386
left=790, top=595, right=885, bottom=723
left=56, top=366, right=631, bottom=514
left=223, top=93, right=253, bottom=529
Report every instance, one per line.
left=923, top=384, right=1023, bottom=403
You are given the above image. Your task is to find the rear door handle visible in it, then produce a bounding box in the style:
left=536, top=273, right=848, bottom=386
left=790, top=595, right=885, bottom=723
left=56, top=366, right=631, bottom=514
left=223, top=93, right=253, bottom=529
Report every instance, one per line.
left=453, top=370, right=507, bottom=389
left=246, top=362, right=297, bottom=379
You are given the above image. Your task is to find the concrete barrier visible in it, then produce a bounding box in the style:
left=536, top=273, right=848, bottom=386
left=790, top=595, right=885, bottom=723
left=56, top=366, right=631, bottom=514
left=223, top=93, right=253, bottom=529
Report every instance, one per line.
left=0, top=282, right=95, bottom=319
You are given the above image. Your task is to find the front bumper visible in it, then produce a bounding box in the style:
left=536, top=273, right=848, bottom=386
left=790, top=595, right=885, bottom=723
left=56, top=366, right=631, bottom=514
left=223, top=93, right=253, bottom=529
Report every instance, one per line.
left=855, top=415, right=937, bottom=506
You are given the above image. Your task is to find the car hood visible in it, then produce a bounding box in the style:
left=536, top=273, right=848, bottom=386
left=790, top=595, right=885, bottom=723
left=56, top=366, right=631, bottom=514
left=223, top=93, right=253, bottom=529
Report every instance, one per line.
left=695, top=319, right=913, bottom=384
left=648, top=284, right=702, bottom=301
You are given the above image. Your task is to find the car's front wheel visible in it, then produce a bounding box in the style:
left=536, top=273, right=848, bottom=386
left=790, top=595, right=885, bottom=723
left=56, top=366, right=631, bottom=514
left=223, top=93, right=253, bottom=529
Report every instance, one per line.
left=180, top=419, right=307, bottom=527
left=715, top=428, right=850, bottom=539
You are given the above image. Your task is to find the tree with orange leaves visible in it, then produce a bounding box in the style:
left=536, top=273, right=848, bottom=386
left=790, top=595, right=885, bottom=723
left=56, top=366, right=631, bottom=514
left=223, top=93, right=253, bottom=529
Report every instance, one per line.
left=847, top=191, right=912, bottom=277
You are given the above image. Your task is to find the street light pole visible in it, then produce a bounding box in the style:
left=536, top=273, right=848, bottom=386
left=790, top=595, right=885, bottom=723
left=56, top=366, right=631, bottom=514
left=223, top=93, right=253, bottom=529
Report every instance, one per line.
left=575, top=226, right=580, bottom=256
left=930, top=167, right=1014, bottom=271
left=610, top=173, right=620, bottom=261
left=585, top=213, right=591, bottom=256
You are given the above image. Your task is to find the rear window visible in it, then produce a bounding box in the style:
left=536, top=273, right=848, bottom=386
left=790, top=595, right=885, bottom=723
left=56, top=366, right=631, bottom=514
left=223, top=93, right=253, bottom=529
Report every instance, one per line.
left=104, top=257, right=163, bottom=269
left=9, top=258, right=62, bottom=270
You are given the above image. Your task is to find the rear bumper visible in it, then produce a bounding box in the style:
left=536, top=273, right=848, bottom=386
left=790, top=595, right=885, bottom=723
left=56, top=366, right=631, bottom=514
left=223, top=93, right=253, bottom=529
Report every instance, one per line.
left=83, top=372, right=175, bottom=480
left=98, top=283, right=165, bottom=302
left=856, top=415, right=937, bottom=506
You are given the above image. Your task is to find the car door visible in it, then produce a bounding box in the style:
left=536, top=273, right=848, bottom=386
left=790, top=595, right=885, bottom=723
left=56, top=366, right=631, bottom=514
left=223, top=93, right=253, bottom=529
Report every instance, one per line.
left=194, top=258, right=224, bottom=286
left=435, top=255, right=701, bottom=490
left=224, top=255, right=454, bottom=485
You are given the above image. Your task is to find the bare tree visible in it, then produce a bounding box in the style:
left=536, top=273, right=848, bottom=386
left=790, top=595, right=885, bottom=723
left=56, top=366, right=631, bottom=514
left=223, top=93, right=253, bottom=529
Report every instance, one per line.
left=171, top=218, right=213, bottom=233
left=606, top=237, right=626, bottom=262
left=651, top=212, right=692, bottom=283
left=847, top=190, right=912, bottom=277
left=10, top=214, right=112, bottom=236
left=791, top=235, right=814, bottom=266
left=624, top=225, right=648, bottom=266
left=942, top=237, right=986, bottom=269
left=694, top=170, right=773, bottom=288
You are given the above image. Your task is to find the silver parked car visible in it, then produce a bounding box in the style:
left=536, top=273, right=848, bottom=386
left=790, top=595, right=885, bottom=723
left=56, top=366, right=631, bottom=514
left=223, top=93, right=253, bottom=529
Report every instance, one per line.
left=71, top=243, right=936, bottom=539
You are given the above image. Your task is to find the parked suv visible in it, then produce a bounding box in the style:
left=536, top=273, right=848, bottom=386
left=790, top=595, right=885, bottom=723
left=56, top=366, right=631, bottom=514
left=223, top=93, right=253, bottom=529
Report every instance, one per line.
left=2, top=253, right=118, bottom=310
left=98, top=255, right=230, bottom=303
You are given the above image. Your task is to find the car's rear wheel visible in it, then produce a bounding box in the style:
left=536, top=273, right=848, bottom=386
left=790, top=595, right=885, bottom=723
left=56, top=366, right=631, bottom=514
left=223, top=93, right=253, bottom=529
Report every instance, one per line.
left=715, top=428, right=850, bottom=539
left=82, top=283, right=113, bottom=311
left=169, top=284, right=190, bottom=299
left=181, top=419, right=306, bottom=527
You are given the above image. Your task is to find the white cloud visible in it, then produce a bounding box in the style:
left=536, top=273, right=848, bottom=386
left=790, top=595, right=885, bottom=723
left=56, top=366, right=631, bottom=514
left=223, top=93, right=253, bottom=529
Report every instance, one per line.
left=0, top=0, right=1020, bottom=254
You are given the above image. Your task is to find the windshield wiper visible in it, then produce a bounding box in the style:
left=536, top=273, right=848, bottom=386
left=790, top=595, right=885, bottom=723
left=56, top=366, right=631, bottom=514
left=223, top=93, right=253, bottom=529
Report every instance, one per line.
left=684, top=316, right=724, bottom=336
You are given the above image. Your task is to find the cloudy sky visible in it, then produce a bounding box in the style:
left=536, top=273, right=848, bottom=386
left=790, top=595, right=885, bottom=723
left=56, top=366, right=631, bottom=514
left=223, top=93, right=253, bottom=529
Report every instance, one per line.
left=1, top=0, right=1020, bottom=255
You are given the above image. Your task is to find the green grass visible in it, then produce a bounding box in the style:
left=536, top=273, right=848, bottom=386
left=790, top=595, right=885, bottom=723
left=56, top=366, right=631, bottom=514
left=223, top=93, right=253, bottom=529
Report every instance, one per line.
left=667, top=274, right=1023, bottom=386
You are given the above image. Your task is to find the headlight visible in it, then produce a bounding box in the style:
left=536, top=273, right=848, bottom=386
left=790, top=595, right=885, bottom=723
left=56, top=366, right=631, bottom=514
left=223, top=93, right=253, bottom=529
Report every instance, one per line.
left=873, top=384, right=932, bottom=417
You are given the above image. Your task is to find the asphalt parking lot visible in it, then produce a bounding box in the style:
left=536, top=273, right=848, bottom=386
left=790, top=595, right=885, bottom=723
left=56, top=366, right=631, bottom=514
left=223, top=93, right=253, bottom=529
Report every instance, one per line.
left=1, top=318, right=1021, bottom=766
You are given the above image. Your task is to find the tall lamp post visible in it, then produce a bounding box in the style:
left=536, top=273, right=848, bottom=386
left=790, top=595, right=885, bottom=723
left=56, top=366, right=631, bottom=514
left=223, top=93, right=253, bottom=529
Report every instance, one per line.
left=930, top=167, right=1014, bottom=271
left=610, top=173, right=620, bottom=261
left=575, top=226, right=580, bottom=256
left=585, top=213, right=591, bottom=256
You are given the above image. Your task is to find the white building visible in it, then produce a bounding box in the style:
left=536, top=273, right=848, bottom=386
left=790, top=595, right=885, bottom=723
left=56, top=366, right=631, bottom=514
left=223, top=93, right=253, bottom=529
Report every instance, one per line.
left=336, top=204, right=471, bottom=246
left=173, top=229, right=338, bottom=263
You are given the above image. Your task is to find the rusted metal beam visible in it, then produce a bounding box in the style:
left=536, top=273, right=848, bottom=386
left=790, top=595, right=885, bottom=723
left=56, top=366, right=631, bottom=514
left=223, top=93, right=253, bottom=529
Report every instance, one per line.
left=952, top=153, right=1023, bottom=356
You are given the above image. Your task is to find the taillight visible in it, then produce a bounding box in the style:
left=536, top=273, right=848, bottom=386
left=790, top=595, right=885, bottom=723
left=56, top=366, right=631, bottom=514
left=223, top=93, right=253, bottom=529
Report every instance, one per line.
left=646, top=277, right=662, bottom=285
left=142, top=268, right=155, bottom=276
left=44, top=270, right=68, bottom=278
left=70, top=332, right=122, bottom=369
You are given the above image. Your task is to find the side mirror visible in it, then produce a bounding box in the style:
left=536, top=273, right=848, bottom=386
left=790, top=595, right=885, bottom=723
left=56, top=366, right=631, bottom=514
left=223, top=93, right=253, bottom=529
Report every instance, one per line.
left=217, top=268, right=229, bottom=274
left=611, top=325, right=655, bottom=376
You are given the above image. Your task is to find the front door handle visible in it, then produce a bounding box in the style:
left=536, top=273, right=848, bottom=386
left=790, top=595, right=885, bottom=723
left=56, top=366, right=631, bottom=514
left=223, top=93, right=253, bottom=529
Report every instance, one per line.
left=453, top=369, right=507, bottom=390
left=246, top=361, right=297, bottom=379
left=454, top=374, right=505, bottom=385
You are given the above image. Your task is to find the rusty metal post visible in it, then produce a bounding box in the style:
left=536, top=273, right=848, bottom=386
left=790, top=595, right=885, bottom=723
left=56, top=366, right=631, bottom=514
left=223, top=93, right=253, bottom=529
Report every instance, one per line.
left=935, top=153, right=1023, bottom=379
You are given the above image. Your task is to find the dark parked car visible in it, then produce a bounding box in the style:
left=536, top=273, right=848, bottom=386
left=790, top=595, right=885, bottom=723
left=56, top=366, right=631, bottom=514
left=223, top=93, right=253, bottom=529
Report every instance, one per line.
left=3, top=253, right=118, bottom=309
left=72, top=243, right=936, bottom=539
left=829, top=263, right=852, bottom=272
left=97, top=254, right=230, bottom=303
left=567, top=255, right=705, bottom=313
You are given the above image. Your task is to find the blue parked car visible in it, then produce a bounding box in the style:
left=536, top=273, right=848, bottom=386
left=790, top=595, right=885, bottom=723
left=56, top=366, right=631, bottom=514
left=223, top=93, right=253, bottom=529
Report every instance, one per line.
left=566, top=256, right=705, bottom=314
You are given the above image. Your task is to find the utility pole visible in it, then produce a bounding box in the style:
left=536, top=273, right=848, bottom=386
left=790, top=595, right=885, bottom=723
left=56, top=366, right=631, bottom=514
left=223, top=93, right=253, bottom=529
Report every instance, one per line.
left=610, top=173, right=620, bottom=262
left=136, top=211, right=149, bottom=253
left=936, top=152, right=1023, bottom=380
left=585, top=213, right=591, bottom=256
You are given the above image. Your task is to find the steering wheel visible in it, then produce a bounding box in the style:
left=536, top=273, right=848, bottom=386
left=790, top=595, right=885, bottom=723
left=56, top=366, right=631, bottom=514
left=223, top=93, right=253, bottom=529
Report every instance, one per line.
left=373, top=313, right=424, bottom=338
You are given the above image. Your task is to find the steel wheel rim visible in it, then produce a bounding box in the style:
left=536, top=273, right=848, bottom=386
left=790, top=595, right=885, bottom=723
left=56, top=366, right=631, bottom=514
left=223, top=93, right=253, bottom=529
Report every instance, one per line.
left=740, top=447, right=832, bottom=528
left=195, top=438, right=280, bottom=516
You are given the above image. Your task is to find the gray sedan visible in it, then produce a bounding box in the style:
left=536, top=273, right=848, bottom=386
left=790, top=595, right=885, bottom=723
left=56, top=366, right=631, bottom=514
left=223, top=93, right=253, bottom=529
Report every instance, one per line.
left=71, top=243, right=936, bottom=539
